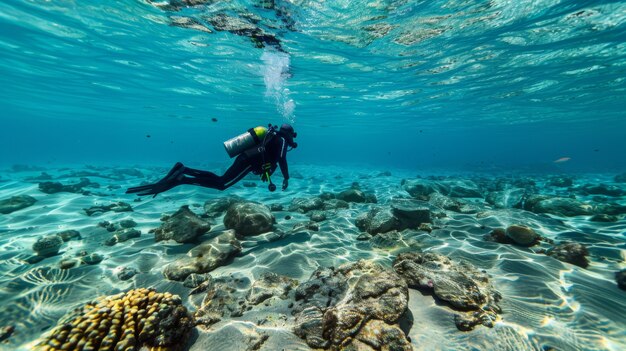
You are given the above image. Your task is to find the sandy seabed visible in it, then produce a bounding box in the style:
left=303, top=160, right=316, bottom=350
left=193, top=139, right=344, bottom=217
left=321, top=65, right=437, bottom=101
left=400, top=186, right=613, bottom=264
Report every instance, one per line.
left=0, top=163, right=624, bottom=351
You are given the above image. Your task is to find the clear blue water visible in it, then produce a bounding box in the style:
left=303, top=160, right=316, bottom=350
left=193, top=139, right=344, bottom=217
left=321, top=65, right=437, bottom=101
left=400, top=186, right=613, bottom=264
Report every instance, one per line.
left=1, top=0, right=625, bottom=170
left=1, top=1, right=626, bottom=351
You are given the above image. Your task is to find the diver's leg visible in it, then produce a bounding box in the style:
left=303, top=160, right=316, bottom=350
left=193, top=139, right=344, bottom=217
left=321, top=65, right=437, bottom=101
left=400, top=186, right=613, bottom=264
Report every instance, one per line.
left=183, top=156, right=252, bottom=190
left=126, top=162, right=185, bottom=196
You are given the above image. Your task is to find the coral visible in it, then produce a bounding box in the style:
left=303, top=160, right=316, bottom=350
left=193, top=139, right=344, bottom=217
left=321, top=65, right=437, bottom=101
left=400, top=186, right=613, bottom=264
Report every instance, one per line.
left=35, top=288, right=193, bottom=351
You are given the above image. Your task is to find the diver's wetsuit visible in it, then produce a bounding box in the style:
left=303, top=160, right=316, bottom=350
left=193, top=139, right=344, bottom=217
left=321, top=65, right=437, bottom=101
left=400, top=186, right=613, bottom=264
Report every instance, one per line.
left=179, top=134, right=290, bottom=190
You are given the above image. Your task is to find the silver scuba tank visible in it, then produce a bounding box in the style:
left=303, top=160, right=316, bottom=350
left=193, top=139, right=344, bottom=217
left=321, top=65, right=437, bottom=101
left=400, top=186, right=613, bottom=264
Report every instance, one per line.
left=223, top=126, right=268, bottom=158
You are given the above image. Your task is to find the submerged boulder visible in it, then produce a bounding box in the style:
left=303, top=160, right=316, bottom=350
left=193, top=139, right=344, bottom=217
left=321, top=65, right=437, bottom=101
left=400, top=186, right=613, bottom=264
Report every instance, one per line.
left=546, top=242, right=590, bottom=268
left=33, top=235, right=63, bottom=257
left=104, top=228, right=141, bottom=246
left=163, top=230, right=241, bottom=281
left=289, top=197, right=325, bottom=213
left=577, top=184, right=624, bottom=197
left=204, top=196, right=243, bottom=217
left=548, top=176, right=574, bottom=187
left=39, top=178, right=99, bottom=194
left=152, top=205, right=211, bottom=243
left=224, top=202, right=274, bottom=236
left=0, top=195, right=36, bottom=214
left=402, top=178, right=441, bottom=199
left=84, top=202, right=133, bottom=216
left=356, top=207, right=401, bottom=235
left=505, top=225, right=539, bottom=247
left=391, top=198, right=431, bottom=228
left=393, top=252, right=502, bottom=331
left=337, top=188, right=377, bottom=203
left=530, top=197, right=594, bottom=217
left=485, top=189, right=525, bottom=209
left=293, top=260, right=411, bottom=350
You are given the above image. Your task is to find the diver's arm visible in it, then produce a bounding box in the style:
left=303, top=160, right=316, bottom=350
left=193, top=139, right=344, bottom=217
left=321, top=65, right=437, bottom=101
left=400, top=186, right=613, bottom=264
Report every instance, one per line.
left=278, top=138, right=290, bottom=180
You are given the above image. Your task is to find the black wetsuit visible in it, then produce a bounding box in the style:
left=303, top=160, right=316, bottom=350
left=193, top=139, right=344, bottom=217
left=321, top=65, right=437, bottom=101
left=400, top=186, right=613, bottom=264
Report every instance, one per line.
left=180, top=134, right=290, bottom=190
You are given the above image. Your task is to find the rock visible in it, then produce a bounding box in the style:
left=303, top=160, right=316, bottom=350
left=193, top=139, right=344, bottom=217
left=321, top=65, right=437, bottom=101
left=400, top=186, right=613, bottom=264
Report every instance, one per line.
left=350, top=319, right=413, bottom=351
left=308, top=210, right=327, bottom=222
left=59, top=259, right=79, bottom=269
left=337, top=189, right=376, bottom=203
left=104, top=228, right=141, bottom=246
left=578, top=184, right=624, bottom=197
left=393, top=252, right=502, bottom=331
left=615, top=173, right=626, bottom=183
left=117, top=267, right=138, bottom=280
left=505, top=225, right=539, bottom=247
left=57, top=229, right=81, bottom=242
left=546, top=242, right=590, bottom=268
left=370, top=230, right=407, bottom=250
left=428, top=192, right=462, bottom=212
left=84, top=202, right=133, bottom=216
left=269, top=203, right=284, bottom=211
left=293, top=221, right=319, bottom=232
left=81, top=253, right=104, bottom=265
left=418, top=223, right=433, bottom=232
left=38, top=178, right=99, bottom=194
left=616, top=269, right=626, bottom=290
left=289, top=197, right=324, bottom=213
left=391, top=198, right=432, bottom=228
left=531, top=197, right=594, bottom=217
left=589, top=214, right=618, bottom=222
left=323, top=199, right=350, bottom=210
left=246, top=272, right=298, bottom=305
left=548, top=176, right=573, bottom=187
left=34, top=288, right=193, bottom=350
left=152, top=205, right=211, bottom=243
left=356, top=207, right=401, bottom=235
left=0, top=195, right=36, bottom=214
left=596, top=203, right=626, bottom=215
left=163, top=230, right=242, bottom=281
left=485, top=189, right=525, bottom=209
left=194, top=275, right=251, bottom=326
left=204, top=196, right=243, bottom=217
left=98, top=220, right=117, bottom=232
left=119, top=219, right=137, bottom=228
left=0, top=325, right=15, bottom=343
left=293, top=260, right=410, bottom=349
left=224, top=202, right=274, bottom=236
left=183, top=273, right=212, bottom=289
left=402, top=179, right=441, bottom=199
left=485, top=228, right=511, bottom=244
left=357, top=233, right=372, bottom=241
left=446, top=180, right=482, bottom=198
left=319, top=192, right=335, bottom=200
left=33, top=235, right=63, bottom=257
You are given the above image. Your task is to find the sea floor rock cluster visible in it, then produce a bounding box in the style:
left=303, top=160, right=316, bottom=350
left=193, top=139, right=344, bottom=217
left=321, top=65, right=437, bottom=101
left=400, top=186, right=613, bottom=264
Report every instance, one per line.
left=292, top=260, right=412, bottom=350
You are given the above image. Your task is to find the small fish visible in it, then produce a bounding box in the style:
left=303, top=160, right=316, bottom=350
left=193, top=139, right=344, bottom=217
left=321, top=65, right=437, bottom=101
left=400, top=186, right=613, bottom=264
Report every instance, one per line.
left=146, top=134, right=151, bottom=138
left=211, top=118, right=218, bottom=122
left=554, top=157, right=571, bottom=163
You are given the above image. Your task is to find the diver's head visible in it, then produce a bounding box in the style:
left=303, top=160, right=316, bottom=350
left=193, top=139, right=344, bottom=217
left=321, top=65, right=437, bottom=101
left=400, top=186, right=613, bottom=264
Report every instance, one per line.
left=279, top=123, right=298, bottom=148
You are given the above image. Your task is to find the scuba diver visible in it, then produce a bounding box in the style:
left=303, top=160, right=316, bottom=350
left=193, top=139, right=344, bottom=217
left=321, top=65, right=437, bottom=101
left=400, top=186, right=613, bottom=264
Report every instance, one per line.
left=126, top=123, right=297, bottom=197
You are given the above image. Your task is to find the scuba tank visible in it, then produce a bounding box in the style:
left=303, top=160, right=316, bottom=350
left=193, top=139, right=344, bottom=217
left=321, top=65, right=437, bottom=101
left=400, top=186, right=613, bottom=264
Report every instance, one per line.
left=223, top=126, right=269, bottom=158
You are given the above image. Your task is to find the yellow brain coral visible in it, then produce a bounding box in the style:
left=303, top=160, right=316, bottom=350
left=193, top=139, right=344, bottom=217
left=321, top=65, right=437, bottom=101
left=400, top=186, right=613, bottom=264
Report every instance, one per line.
left=36, top=288, right=194, bottom=351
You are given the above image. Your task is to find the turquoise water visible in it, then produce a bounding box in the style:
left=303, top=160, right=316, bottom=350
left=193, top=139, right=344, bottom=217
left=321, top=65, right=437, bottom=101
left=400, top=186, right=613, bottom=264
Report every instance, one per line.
left=2, top=0, right=626, bottom=169
left=1, top=1, right=626, bottom=351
